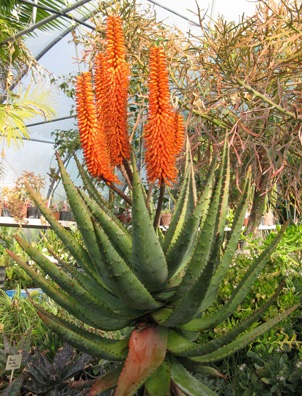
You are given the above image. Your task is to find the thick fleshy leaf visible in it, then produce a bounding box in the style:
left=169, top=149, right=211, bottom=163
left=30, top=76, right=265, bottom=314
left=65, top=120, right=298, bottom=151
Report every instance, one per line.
left=162, top=165, right=193, bottom=253
left=161, top=146, right=229, bottom=326
left=24, top=183, right=101, bottom=283
left=166, top=156, right=217, bottom=278
left=115, top=326, right=168, bottom=396
left=144, top=361, right=171, bottom=396
left=170, top=356, right=218, bottom=396
left=131, top=157, right=168, bottom=291
left=183, top=224, right=287, bottom=332
left=14, top=235, right=122, bottom=313
left=189, top=305, right=299, bottom=364
left=86, top=366, right=123, bottom=396
left=56, top=153, right=112, bottom=289
left=199, top=174, right=251, bottom=313
left=6, top=250, right=133, bottom=331
left=93, top=223, right=161, bottom=311
left=74, top=155, right=109, bottom=209
left=79, top=188, right=132, bottom=265
left=36, top=306, right=129, bottom=361
left=45, top=246, right=133, bottom=313
left=169, top=281, right=285, bottom=356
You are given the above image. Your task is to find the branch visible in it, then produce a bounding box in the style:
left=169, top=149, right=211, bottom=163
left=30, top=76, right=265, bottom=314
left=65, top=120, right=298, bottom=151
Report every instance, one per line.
left=235, top=78, right=297, bottom=119
left=109, top=183, right=132, bottom=206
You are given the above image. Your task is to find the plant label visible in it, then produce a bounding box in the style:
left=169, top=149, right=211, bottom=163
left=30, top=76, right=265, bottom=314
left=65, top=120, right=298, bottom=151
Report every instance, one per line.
left=5, top=354, right=22, bottom=371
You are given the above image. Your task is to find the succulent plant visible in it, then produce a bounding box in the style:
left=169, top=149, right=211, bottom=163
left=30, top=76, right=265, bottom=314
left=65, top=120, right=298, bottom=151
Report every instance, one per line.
left=7, top=15, right=299, bottom=396
left=7, top=145, right=297, bottom=395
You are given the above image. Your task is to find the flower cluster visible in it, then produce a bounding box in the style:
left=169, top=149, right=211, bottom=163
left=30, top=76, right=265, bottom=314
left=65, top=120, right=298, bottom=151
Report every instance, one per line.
left=75, top=16, right=184, bottom=186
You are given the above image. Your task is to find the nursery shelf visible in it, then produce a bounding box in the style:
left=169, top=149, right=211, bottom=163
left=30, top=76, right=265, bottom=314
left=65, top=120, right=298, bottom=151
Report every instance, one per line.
left=0, top=217, right=277, bottom=231
left=0, top=216, right=76, bottom=229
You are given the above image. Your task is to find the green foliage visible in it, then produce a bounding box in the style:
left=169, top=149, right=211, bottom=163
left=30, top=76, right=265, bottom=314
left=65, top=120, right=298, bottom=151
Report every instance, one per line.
left=0, top=86, right=55, bottom=148
left=236, top=349, right=302, bottom=395
left=0, top=285, right=58, bottom=346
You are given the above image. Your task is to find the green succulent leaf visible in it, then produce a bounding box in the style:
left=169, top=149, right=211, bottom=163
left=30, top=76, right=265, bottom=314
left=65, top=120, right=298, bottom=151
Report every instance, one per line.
left=35, top=306, right=129, bottom=361
left=6, top=250, right=132, bottom=331
left=14, top=235, right=122, bottom=314
left=169, top=281, right=285, bottom=357
left=162, top=164, right=193, bottom=253
left=182, top=224, right=287, bottom=332
left=56, top=153, right=111, bottom=289
left=131, top=156, right=168, bottom=292
left=45, top=246, right=130, bottom=313
left=74, top=155, right=109, bottom=209
left=199, top=173, right=251, bottom=313
left=170, top=355, right=218, bottom=396
left=189, top=304, right=299, bottom=364
left=79, top=188, right=132, bottom=265
left=161, top=146, right=229, bottom=326
left=144, top=360, right=171, bottom=396
left=166, top=155, right=217, bottom=279
left=93, top=220, right=161, bottom=311
left=24, top=182, right=101, bottom=283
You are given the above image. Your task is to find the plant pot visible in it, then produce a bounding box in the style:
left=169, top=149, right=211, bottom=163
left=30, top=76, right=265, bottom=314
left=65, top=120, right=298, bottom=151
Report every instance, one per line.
left=160, top=213, right=172, bottom=227
left=0, top=267, right=6, bottom=289
left=118, top=211, right=132, bottom=224
left=1, top=208, right=11, bottom=217
left=52, top=211, right=60, bottom=220
left=59, top=211, right=73, bottom=221
left=263, top=212, right=274, bottom=226
left=27, top=206, right=41, bottom=219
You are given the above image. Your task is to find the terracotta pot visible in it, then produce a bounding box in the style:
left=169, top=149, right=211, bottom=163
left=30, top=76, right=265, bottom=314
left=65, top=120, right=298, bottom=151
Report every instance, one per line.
left=160, top=213, right=172, bottom=227
left=52, top=211, right=60, bottom=220
left=118, top=211, right=132, bottom=224
left=263, top=212, right=274, bottom=226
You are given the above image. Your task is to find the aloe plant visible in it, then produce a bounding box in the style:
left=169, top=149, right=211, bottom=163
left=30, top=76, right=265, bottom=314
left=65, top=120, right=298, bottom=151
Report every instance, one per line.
left=6, top=145, right=298, bottom=395
left=7, top=15, right=299, bottom=396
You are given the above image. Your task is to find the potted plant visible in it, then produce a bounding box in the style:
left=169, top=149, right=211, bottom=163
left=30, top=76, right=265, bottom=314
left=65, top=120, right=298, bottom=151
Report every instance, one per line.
left=48, top=201, right=60, bottom=220
left=1, top=172, right=45, bottom=221
left=160, top=208, right=172, bottom=227
left=0, top=264, right=6, bottom=289
left=15, top=172, right=44, bottom=219
left=58, top=200, right=73, bottom=221
left=0, top=194, right=11, bottom=217
left=117, top=206, right=132, bottom=225
left=1, top=186, right=28, bottom=222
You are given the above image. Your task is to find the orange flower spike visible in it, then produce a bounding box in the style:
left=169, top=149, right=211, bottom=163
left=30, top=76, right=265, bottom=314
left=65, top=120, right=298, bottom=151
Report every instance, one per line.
left=104, top=15, right=131, bottom=165
left=173, top=112, right=185, bottom=155
left=75, top=72, right=118, bottom=183
left=144, top=47, right=177, bottom=185
left=94, top=53, right=109, bottom=135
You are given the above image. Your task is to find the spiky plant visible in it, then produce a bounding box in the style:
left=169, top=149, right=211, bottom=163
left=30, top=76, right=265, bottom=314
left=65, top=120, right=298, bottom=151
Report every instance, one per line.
left=7, top=15, right=298, bottom=396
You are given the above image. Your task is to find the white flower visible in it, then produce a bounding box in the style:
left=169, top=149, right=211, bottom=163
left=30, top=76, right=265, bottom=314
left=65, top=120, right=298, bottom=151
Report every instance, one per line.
left=276, top=375, right=285, bottom=382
